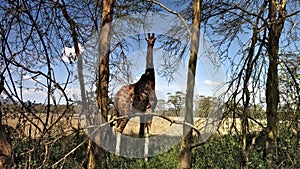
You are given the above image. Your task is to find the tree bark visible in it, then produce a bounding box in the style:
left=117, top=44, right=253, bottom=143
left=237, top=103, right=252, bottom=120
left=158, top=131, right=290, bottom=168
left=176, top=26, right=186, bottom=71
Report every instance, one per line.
left=54, top=2, right=95, bottom=168
left=55, top=0, right=88, bottom=125
left=96, top=0, right=114, bottom=119
left=240, top=2, right=267, bottom=167
left=0, top=75, right=12, bottom=169
left=178, top=0, right=201, bottom=168
left=88, top=0, right=114, bottom=168
left=265, top=0, right=286, bottom=166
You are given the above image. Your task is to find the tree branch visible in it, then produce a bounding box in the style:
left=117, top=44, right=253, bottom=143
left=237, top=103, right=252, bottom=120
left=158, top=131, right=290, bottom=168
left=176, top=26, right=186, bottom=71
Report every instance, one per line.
left=147, top=0, right=191, bottom=37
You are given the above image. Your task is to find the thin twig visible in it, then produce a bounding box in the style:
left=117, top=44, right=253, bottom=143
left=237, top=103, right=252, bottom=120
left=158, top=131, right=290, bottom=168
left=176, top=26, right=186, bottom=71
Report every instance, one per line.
left=106, top=112, right=201, bottom=136
left=52, top=111, right=219, bottom=167
left=51, top=128, right=99, bottom=168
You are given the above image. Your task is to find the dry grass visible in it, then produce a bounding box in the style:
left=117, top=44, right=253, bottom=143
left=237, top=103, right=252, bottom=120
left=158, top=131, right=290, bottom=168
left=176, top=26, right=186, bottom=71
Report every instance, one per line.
left=121, top=116, right=266, bottom=136
left=3, top=112, right=266, bottom=137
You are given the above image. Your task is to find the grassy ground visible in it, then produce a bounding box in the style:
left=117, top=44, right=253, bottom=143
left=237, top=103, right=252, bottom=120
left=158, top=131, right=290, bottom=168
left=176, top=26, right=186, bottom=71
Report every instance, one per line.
left=2, top=107, right=298, bottom=168
left=3, top=112, right=267, bottom=137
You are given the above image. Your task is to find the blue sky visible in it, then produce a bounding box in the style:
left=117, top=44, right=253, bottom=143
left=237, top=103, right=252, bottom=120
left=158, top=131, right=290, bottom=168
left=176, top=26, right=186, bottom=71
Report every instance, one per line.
left=1, top=1, right=298, bottom=122
left=121, top=34, right=226, bottom=101
left=11, top=4, right=227, bottom=104
left=107, top=11, right=226, bottom=101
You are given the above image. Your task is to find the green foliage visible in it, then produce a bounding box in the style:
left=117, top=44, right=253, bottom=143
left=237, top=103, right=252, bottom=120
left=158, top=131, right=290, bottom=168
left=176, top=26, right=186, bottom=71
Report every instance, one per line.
left=13, top=133, right=87, bottom=169
left=192, top=135, right=242, bottom=168
left=167, top=91, right=185, bottom=116
left=107, top=146, right=179, bottom=169
left=10, top=130, right=300, bottom=168
left=276, top=130, right=300, bottom=168
left=195, top=95, right=221, bottom=117
left=147, top=146, right=179, bottom=169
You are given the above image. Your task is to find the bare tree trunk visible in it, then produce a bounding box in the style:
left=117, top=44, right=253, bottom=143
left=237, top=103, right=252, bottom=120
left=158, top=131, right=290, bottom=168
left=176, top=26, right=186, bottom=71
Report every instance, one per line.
left=178, top=0, right=201, bottom=168
left=96, top=0, right=114, bottom=134
left=241, top=79, right=250, bottom=169
left=265, top=0, right=286, bottom=166
left=55, top=2, right=96, bottom=168
left=0, top=126, right=12, bottom=169
left=88, top=0, right=114, bottom=168
left=54, top=0, right=88, bottom=125
left=0, top=75, right=12, bottom=169
left=240, top=2, right=267, bottom=167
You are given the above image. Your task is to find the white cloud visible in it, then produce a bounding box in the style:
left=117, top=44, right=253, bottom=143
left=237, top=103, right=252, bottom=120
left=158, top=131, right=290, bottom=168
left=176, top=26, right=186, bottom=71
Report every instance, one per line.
left=23, top=74, right=31, bottom=80
left=23, top=87, right=45, bottom=94
left=21, top=87, right=82, bottom=104
left=203, top=80, right=220, bottom=86
left=22, top=74, right=42, bottom=82
left=22, top=87, right=47, bottom=102
left=62, top=44, right=84, bottom=63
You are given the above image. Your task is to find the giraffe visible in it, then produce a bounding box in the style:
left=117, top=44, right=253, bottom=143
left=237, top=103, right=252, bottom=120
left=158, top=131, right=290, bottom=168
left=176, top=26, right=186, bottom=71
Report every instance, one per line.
left=111, top=33, right=157, bottom=137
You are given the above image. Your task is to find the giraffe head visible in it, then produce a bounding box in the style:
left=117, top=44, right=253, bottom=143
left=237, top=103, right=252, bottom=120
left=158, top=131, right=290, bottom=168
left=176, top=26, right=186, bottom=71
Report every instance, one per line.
left=146, top=33, right=156, bottom=48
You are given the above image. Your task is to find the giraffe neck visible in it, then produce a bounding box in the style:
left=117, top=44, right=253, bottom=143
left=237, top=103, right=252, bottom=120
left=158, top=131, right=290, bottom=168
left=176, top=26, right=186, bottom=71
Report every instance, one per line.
left=146, top=46, right=154, bottom=71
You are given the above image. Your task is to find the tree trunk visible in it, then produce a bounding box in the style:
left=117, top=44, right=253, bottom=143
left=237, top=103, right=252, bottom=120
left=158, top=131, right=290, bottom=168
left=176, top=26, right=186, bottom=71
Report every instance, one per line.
left=0, top=126, right=12, bottom=169
left=55, top=2, right=95, bottom=168
left=265, top=0, right=286, bottom=166
left=178, top=0, right=201, bottom=168
left=55, top=0, right=88, bottom=128
left=240, top=2, right=267, bottom=166
left=88, top=0, right=114, bottom=168
left=97, top=0, right=114, bottom=119
left=0, top=75, right=12, bottom=169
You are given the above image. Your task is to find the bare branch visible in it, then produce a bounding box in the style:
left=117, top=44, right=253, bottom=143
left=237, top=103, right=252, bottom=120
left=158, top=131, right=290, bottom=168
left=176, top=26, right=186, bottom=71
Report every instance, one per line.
left=147, top=0, right=191, bottom=37
left=107, top=112, right=201, bottom=136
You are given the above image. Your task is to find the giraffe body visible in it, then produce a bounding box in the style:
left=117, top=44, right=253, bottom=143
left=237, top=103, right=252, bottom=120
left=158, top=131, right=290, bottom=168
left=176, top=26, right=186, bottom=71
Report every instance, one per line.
left=111, top=33, right=157, bottom=137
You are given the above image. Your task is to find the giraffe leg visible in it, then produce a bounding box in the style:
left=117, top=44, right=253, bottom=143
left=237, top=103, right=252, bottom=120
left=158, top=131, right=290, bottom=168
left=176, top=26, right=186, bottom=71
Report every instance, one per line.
left=110, top=107, right=118, bottom=127
left=115, top=118, right=129, bottom=134
left=139, top=115, right=146, bottom=138
left=115, top=118, right=129, bottom=157
left=144, top=108, right=154, bottom=137
left=144, top=110, right=153, bottom=162
left=145, top=114, right=153, bottom=137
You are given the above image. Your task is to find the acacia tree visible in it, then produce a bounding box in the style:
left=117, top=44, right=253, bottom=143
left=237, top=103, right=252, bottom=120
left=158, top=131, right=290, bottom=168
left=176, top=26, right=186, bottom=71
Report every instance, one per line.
left=167, top=91, right=185, bottom=116
left=50, top=0, right=101, bottom=168
left=85, top=0, right=115, bottom=168
left=178, top=0, right=201, bottom=168
left=0, top=0, right=104, bottom=167
left=0, top=2, right=75, bottom=167
left=201, top=0, right=299, bottom=167
left=53, top=0, right=88, bottom=111
left=265, top=0, right=286, bottom=165
left=196, top=96, right=218, bottom=117
left=239, top=2, right=268, bottom=167
left=1, top=0, right=298, bottom=167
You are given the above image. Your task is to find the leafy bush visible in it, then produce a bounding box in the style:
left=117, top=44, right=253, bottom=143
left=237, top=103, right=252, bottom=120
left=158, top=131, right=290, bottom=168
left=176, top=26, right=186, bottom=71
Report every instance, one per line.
left=13, top=133, right=87, bottom=169
left=192, top=135, right=241, bottom=168
left=10, top=132, right=300, bottom=168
